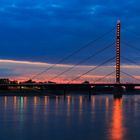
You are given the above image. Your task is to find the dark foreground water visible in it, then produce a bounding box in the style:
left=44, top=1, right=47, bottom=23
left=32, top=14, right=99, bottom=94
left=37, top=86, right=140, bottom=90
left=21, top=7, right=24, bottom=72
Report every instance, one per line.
left=0, top=95, right=140, bottom=140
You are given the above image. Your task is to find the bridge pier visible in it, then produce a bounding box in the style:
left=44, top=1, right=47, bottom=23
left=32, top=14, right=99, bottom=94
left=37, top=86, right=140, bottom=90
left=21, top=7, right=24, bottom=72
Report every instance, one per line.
left=125, top=85, right=135, bottom=92
left=19, top=85, right=22, bottom=91
left=113, top=86, right=123, bottom=98
left=63, top=88, right=66, bottom=96
left=88, top=87, right=92, bottom=100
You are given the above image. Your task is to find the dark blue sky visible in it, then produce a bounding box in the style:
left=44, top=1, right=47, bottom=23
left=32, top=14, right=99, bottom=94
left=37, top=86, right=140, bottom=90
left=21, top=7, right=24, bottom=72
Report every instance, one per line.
left=0, top=0, right=140, bottom=64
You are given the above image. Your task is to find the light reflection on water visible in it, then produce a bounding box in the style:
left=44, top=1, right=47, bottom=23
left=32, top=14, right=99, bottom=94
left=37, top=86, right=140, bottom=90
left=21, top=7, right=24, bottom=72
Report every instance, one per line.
left=109, top=99, right=124, bottom=140
left=0, top=95, right=140, bottom=140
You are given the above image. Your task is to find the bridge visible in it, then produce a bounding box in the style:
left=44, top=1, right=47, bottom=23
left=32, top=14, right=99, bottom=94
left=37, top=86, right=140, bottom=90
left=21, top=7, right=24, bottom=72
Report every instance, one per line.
left=1, top=20, right=140, bottom=97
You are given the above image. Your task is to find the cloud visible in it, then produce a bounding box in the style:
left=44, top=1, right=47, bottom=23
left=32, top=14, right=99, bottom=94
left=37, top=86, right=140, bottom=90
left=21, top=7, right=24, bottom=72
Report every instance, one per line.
left=0, top=59, right=139, bottom=83
left=0, top=0, right=139, bottom=67
left=0, top=68, right=20, bottom=77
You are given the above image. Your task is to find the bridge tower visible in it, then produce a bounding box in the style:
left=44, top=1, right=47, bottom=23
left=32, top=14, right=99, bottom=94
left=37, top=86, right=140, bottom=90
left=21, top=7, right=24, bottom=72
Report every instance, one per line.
left=116, top=20, right=121, bottom=84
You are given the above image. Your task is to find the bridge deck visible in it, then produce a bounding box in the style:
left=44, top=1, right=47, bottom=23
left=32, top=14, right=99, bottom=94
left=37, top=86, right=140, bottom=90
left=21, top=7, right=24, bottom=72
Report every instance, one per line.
left=0, top=83, right=139, bottom=86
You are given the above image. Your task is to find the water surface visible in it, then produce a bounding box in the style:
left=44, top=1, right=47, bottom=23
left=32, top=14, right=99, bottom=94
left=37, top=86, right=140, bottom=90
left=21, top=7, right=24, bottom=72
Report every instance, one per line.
left=0, top=95, right=140, bottom=140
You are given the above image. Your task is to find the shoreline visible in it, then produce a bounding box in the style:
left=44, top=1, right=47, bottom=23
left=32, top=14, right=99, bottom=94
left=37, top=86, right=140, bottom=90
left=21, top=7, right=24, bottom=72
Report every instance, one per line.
left=0, top=89, right=139, bottom=96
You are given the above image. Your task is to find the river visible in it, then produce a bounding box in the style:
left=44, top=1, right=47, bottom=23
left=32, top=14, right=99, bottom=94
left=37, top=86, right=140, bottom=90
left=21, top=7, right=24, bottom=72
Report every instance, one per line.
left=0, top=95, right=140, bottom=140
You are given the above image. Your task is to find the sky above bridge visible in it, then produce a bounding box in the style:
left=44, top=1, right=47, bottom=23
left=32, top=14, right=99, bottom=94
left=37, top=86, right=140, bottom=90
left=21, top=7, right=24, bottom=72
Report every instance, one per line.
left=0, top=0, right=140, bottom=82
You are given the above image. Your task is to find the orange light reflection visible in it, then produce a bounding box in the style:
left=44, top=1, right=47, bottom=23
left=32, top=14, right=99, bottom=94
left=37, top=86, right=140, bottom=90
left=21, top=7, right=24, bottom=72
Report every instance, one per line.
left=79, top=96, right=83, bottom=123
left=67, top=96, right=71, bottom=116
left=24, top=97, right=27, bottom=109
left=14, top=96, right=17, bottom=111
left=109, top=99, right=125, bottom=140
left=4, top=96, right=7, bottom=110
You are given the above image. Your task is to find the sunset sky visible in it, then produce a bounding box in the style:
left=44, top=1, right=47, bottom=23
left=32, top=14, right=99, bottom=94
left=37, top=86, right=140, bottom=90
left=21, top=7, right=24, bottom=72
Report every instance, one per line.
left=0, top=0, right=140, bottom=83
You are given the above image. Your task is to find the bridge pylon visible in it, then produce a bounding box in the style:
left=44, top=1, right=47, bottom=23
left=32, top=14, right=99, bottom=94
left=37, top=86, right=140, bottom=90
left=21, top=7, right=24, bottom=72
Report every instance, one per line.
left=116, top=20, right=121, bottom=84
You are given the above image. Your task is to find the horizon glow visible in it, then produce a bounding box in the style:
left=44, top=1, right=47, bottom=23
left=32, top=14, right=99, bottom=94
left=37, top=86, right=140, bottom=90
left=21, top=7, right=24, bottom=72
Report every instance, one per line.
left=0, top=59, right=139, bottom=83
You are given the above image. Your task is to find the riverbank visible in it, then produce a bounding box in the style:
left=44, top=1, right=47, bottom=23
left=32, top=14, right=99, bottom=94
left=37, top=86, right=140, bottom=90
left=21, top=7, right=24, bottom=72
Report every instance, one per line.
left=0, top=88, right=139, bottom=96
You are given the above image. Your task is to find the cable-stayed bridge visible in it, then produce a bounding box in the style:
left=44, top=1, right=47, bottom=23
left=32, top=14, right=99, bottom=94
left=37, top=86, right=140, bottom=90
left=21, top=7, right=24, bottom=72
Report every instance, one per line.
left=29, top=20, right=140, bottom=84
left=1, top=20, right=140, bottom=97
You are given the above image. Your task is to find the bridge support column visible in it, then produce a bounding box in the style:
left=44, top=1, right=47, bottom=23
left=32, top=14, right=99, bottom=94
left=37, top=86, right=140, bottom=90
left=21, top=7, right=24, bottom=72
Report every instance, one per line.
left=88, top=86, right=92, bottom=100
left=125, top=85, right=135, bottom=92
left=114, top=20, right=122, bottom=98
left=116, top=20, right=121, bottom=84
left=63, top=85, right=67, bottom=97
left=19, top=85, right=22, bottom=91
left=114, top=86, right=123, bottom=98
